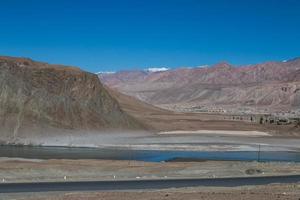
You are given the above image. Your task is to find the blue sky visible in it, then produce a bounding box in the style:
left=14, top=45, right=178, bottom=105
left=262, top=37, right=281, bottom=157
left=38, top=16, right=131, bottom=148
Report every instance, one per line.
left=0, top=0, right=299, bottom=72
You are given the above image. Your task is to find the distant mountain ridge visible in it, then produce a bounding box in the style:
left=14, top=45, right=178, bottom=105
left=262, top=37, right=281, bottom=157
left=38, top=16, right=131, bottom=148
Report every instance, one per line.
left=99, top=58, right=300, bottom=113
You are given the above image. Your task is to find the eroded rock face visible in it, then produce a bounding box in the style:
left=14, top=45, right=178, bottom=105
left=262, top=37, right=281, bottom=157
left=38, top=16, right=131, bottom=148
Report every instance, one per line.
left=0, top=56, right=142, bottom=141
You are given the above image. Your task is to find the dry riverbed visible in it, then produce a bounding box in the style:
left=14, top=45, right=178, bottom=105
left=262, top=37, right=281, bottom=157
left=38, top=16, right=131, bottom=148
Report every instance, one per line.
left=0, top=158, right=299, bottom=183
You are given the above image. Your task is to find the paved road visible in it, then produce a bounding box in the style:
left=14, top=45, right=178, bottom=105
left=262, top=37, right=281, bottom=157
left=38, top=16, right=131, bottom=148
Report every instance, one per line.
left=0, top=175, right=299, bottom=193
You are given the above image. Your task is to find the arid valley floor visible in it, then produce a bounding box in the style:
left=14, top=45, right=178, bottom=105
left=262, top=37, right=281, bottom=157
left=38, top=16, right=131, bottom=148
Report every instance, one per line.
left=0, top=57, right=300, bottom=199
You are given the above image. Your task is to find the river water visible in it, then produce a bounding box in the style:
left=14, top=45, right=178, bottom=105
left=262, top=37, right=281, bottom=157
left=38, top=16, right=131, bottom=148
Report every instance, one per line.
left=0, top=145, right=300, bottom=162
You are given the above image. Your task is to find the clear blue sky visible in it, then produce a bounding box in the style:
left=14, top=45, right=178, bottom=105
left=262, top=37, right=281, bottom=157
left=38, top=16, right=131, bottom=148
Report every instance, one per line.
left=0, top=0, right=299, bottom=72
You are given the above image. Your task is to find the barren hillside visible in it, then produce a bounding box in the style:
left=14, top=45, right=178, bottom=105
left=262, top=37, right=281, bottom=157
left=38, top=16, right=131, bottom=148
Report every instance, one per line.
left=0, top=56, right=144, bottom=142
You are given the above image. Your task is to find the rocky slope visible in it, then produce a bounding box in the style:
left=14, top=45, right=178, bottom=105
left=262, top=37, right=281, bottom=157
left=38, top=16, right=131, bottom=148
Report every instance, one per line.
left=99, top=58, right=300, bottom=113
left=0, top=56, right=143, bottom=142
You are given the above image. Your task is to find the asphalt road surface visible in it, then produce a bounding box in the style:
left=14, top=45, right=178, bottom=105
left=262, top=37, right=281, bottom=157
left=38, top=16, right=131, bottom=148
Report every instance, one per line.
left=0, top=175, right=299, bottom=193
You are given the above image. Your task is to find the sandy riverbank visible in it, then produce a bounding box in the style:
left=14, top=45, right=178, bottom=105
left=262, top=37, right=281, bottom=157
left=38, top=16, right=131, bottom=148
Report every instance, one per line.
left=158, top=130, right=271, bottom=136
left=4, top=131, right=300, bottom=152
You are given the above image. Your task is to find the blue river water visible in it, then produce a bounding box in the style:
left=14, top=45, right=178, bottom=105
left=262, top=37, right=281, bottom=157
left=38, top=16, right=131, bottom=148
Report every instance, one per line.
left=0, top=145, right=300, bottom=162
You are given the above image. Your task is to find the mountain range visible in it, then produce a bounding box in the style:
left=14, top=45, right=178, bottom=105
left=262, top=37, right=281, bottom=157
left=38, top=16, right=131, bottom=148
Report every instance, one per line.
left=99, top=58, right=300, bottom=114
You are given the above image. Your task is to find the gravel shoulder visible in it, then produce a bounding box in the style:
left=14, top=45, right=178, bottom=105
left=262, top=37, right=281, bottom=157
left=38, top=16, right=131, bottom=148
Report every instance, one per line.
left=0, top=158, right=299, bottom=183
left=2, top=183, right=300, bottom=200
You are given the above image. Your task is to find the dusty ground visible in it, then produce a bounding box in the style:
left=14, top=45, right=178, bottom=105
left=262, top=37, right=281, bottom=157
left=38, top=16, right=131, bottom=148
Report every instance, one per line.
left=2, top=183, right=300, bottom=200
left=108, top=88, right=300, bottom=137
left=0, top=158, right=299, bottom=183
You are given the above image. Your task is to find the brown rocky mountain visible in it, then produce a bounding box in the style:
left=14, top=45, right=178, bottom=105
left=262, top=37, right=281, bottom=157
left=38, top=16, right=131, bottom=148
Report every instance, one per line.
left=99, top=58, right=300, bottom=113
left=0, top=56, right=143, bottom=142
